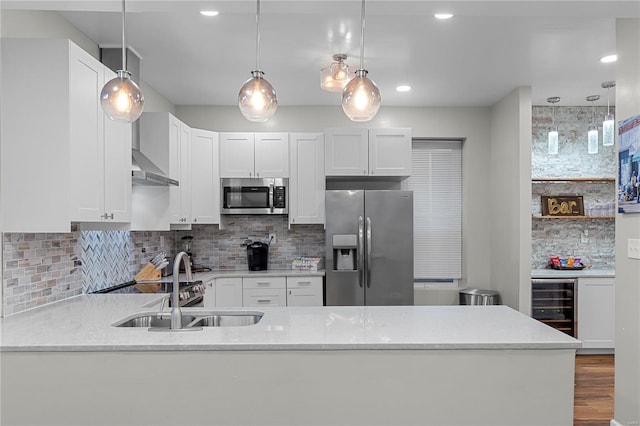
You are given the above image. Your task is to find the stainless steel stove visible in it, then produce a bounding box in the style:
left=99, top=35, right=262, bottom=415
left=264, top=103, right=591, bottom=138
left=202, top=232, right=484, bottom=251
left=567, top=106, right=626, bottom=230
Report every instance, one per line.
left=92, top=280, right=205, bottom=307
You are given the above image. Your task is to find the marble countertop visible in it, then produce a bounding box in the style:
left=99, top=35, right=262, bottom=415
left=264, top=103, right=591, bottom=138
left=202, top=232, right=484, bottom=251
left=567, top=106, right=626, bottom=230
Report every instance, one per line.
left=531, top=268, right=615, bottom=278
left=0, top=294, right=580, bottom=352
left=140, top=269, right=325, bottom=285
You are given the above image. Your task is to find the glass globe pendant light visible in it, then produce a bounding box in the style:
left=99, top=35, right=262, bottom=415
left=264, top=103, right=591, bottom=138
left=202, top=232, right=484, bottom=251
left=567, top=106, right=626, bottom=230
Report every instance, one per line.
left=586, top=95, right=600, bottom=154
left=321, top=54, right=350, bottom=92
left=100, top=0, right=144, bottom=123
left=601, top=81, right=616, bottom=146
left=342, top=0, right=381, bottom=122
left=238, top=0, right=277, bottom=122
left=547, top=97, right=560, bottom=155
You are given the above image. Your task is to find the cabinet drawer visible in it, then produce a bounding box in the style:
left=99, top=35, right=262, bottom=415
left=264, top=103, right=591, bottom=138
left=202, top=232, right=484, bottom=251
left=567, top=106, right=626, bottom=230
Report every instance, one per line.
left=243, top=288, right=286, bottom=307
left=243, top=276, right=286, bottom=289
left=286, top=276, right=322, bottom=289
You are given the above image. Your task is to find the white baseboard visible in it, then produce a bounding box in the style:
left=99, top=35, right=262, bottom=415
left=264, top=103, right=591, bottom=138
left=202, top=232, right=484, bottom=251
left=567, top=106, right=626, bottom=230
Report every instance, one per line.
left=611, top=419, right=624, bottom=426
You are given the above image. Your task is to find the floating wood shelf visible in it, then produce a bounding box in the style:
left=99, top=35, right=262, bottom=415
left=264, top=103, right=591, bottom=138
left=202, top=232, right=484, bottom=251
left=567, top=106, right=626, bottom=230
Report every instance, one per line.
left=531, top=177, right=615, bottom=182
left=532, top=215, right=615, bottom=219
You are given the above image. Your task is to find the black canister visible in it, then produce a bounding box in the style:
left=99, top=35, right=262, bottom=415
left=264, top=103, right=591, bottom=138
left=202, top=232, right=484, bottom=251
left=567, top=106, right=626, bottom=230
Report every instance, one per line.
left=247, top=242, right=269, bottom=271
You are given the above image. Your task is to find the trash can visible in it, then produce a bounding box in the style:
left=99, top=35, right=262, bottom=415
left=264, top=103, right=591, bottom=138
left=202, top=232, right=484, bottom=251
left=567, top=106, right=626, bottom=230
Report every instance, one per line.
left=459, top=288, right=500, bottom=305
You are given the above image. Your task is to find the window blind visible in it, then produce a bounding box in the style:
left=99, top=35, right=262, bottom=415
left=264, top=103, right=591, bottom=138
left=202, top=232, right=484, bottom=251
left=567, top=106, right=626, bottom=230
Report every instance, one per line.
left=403, top=140, right=462, bottom=280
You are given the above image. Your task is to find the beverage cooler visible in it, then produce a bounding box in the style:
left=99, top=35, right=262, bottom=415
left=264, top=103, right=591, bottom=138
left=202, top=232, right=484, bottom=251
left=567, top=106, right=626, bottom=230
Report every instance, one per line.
left=531, top=278, right=577, bottom=337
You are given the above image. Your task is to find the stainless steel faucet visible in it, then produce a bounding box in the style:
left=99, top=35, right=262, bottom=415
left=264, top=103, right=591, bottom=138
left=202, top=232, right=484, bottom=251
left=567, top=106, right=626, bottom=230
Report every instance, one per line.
left=171, top=251, right=193, bottom=330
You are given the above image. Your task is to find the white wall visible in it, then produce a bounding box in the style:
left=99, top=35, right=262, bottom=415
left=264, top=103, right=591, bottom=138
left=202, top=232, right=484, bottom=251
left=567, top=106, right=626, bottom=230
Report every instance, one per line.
left=614, top=18, right=640, bottom=426
left=176, top=105, right=495, bottom=297
left=489, top=88, right=533, bottom=312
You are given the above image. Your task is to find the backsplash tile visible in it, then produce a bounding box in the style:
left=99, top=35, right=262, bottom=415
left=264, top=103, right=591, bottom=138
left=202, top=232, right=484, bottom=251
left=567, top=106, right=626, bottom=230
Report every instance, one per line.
left=175, top=216, right=325, bottom=271
left=2, top=218, right=324, bottom=315
left=2, top=231, right=83, bottom=316
left=531, top=105, right=616, bottom=269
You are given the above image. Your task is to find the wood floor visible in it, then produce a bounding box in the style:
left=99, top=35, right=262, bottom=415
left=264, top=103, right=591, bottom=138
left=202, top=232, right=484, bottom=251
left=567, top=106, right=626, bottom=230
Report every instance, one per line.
left=574, top=354, right=615, bottom=426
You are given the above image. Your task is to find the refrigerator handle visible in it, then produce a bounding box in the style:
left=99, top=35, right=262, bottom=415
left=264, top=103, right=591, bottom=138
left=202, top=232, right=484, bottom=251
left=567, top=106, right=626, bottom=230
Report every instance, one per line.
left=366, top=217, right=372, bottom=288
left=358, top=216, right=365, bottom=288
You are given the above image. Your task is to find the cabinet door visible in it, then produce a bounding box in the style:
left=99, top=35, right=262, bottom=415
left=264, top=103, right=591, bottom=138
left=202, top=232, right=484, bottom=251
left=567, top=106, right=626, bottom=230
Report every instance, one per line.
left=368, top=128, right=412, bottom=176
left=220, top=133, right=255, bottom=177
left=191, top=129, right=220, bottom=224
left=286, top=276, right=323, bottom=306
left=103, top=67, right=132, bottom=223
left=203, top=280, right=216, bottom=309
left=169, top=119, right=191, bottom=226
left=578, top=277, right=615, bottom=349
left=324, top=128, right=369, bottom=176
left=69, top=44, right=105, bottom=222
left=254, top=133, right=289, bottom=177
left=168, top=115, right=182, bottom=223
left=289, top=133, right=325, bottom=225
left=243, top=288, right=287, bottom=307
left=179, top=122, right=192, bottom=222
left=215, top=277, right=243, bottom=307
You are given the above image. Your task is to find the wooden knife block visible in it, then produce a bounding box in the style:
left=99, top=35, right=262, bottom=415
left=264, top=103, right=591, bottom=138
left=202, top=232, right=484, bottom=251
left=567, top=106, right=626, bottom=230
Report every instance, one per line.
left=134, top=262, right=161, bottom=282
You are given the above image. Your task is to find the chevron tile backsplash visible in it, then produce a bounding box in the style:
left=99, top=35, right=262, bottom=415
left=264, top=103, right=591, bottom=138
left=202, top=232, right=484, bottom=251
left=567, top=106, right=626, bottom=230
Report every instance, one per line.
left=81, top=231, right=133, bottom=293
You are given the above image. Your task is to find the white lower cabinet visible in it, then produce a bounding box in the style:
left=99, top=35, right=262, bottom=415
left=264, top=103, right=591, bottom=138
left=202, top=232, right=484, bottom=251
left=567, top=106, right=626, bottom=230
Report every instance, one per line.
left=214, top=277, right=243, bottom=307
left=206, top=275, right=324, bottom=308
left=286, top=276, right=323, bottom=306
left=577, top=277, right=615, bottom=349
left=203, top=280, right=216, bottom=309
left=243, top=277, right=287, bottom=307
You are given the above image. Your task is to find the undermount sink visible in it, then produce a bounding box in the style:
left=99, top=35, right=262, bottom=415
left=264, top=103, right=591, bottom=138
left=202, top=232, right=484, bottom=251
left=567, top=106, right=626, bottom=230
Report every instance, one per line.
left=112, top=311, right=263, bottom=330
left=113, top=313, right=198, bottom=329
left=189, top=312, right=263, bottom=327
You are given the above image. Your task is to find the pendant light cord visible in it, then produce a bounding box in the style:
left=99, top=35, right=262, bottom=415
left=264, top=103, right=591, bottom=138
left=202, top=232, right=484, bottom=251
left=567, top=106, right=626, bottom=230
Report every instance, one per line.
left=359, top=0, right=366, bottom=70
left=255, top=0, right=261, bottom=71
left=121, top=0, right=127, bottom=71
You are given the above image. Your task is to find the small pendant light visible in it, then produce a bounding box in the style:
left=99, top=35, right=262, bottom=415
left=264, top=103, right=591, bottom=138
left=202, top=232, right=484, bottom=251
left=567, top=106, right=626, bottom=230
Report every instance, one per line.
left=601, top=81, right=616, bottom=146
left=586, top=95, right=600, bottom=154
left=100, top=0, right=144, bottom=123
left=342, top=0, right=381, bottom=122
left=238, top=0, right=277, bottom=122
left=321, top=54, right=350, bottom=92
left=547, top=97, right=560, bottom=155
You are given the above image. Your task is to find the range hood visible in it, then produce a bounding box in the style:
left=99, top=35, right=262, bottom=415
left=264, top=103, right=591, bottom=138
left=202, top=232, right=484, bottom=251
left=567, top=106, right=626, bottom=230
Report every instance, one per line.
left=101, top=47, right=178, bottom=187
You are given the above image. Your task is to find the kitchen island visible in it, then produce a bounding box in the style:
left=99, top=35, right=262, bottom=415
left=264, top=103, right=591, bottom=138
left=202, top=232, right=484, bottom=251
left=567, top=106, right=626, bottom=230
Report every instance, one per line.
left=1, top=294, right=580, bottom=426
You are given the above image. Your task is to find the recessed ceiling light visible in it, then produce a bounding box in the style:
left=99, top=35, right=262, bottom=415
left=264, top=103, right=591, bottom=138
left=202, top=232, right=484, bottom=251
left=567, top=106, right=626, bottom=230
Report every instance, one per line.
left=434, top=13, right=454, bottom=20
left=396, top=85, right=411, bottom=92
left=600, top=54, right=617, bottom=63
left=200, top=10, right=220, bottom=17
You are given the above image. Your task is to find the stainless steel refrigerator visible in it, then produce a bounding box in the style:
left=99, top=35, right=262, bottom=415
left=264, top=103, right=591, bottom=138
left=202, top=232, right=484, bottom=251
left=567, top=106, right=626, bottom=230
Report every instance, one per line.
left=325, top=190, right=414, bottom=306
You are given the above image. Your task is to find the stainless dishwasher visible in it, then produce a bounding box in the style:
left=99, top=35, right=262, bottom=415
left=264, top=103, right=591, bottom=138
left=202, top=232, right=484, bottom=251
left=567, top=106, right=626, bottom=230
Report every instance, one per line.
left=531, top=278, right=577, bottom=337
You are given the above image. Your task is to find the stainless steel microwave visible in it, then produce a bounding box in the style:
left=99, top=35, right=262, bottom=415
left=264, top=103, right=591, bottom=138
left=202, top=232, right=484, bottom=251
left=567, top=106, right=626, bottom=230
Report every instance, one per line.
left=221, top=178, right=288, bottom=215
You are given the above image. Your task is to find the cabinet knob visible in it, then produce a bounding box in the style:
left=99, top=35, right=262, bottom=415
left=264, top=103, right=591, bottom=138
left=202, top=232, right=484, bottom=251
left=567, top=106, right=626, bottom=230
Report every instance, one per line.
left=194, top=218, right=198, bottom=222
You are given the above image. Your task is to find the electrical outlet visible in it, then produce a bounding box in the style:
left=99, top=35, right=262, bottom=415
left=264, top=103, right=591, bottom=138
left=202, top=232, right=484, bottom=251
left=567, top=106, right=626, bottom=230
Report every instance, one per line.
left=628, top=238, right=640, bottom=260
left=269, top=233, right=277, bottom=245
left=581, top=230, right=589, bottom=243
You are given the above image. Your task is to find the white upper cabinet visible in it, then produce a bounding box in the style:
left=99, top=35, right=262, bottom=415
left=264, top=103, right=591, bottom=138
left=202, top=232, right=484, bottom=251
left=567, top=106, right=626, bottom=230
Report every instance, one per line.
left=169, top=121, right=192, bottom=226
left=289, top=133, right=325, bottom=225
left=219, top=132, right=255, bottom=178
left=324, top=128, right=369, bottom=176
left=220, top=132, right=289, bottom=178
left=135, top=112, right=192, bottom=230
left=325, top=128, right=412, bottom=177
left=1, top=38, right=131, bottom=232
left=190, top=129, right=220, bottom=224
left=69, top=46, right=132, bottom=225
left=368, top=128, right=412, bottom=176
left=254, top=133, right=289, bottom=177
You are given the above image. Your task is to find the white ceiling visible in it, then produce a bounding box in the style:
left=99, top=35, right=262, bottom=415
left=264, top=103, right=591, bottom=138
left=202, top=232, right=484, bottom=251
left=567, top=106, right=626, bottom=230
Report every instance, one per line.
left=4, top=1, right=639, bottom=108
